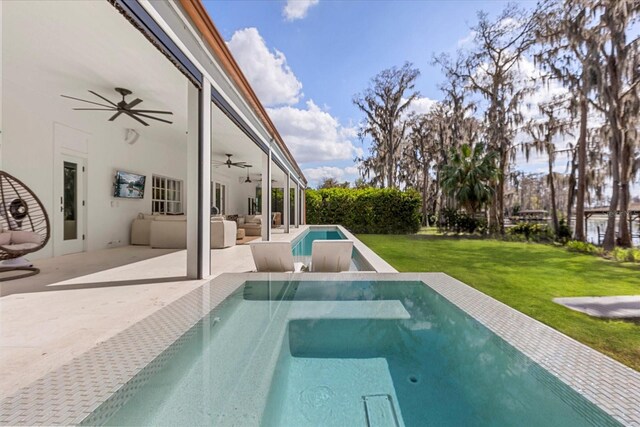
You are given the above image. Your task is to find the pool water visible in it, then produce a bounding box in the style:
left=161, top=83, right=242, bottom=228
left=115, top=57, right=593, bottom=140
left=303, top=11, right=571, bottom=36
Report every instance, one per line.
left=291, top=229, right=345, bottom=257
left=102, top=280, right=618, bottom=426
left=291, top=228, right=373, bottom=271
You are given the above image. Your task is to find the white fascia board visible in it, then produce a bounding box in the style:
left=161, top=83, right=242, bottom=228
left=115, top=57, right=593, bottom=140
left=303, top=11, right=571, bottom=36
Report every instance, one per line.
left=145, top=0, right=302, bottom=182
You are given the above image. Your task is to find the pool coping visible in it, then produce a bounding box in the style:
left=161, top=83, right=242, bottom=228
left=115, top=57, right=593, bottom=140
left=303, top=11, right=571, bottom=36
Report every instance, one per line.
left=1, top=272, right=638, bottom=426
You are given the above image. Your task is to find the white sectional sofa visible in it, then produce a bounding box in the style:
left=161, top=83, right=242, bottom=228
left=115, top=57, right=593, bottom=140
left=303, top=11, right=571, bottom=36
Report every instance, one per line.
left=131, top=214, right=237, bottom=249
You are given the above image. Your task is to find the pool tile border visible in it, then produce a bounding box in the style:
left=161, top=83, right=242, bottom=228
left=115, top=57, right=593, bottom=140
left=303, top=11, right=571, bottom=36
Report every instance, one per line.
left=1, top=272, right=638, bottom=426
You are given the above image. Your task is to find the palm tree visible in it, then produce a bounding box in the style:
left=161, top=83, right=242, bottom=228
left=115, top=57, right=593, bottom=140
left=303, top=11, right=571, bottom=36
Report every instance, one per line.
left=440, top=143, right=498, bottom=217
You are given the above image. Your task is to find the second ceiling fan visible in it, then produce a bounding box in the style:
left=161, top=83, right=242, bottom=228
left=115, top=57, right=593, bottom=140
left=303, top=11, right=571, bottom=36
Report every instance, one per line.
left=213, top=154, right=250, bottom=169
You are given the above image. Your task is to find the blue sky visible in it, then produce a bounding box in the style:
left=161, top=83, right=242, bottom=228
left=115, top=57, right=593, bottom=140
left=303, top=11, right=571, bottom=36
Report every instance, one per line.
left=204, top=0, right=543, bottom=186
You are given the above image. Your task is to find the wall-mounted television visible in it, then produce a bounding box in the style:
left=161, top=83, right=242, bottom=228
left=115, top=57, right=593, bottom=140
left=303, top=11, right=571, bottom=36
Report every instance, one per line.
left=113, top=170, right=146, bottom=199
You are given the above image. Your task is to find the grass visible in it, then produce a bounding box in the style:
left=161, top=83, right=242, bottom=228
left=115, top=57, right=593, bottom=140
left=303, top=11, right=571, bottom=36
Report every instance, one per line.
left=358, top=234, right=640, bottom=372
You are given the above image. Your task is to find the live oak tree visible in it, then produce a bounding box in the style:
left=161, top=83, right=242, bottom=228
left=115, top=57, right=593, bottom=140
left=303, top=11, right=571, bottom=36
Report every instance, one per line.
left=523, top=100, right=573, bottom=235
left=353, top=62, right=420, bottom=189
left=453, top=5, right=538, bottom=234
left=534, top=0, right=600, bottom=242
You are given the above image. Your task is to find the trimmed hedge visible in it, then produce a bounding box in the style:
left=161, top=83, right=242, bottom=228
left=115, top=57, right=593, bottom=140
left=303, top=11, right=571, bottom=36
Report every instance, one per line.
left=306, top=188, right=421, bottom=234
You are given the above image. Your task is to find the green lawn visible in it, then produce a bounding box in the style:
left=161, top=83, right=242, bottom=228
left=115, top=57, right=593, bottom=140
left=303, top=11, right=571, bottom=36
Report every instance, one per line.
left=358, top=234, right=640, bottom=371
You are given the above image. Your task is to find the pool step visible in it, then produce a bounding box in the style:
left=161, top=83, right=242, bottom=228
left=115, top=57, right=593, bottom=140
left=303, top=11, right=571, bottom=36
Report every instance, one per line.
left=363, top=394, right=400, bottom=427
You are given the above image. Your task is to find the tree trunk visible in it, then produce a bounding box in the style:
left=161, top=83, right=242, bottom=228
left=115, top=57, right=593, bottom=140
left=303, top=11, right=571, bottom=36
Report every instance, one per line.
left=618, top=142, right=632, bottom=247
left=566, top=151, right=577, bottom=230
left=603, top=131, right=620, bottom=251
left=574, top=89, right=588, bottom=241
left=421, top=168, right=429, bottom=226
left=547, top=147, right=559, bottom=235
left=497, top=149, right=508, bottom=235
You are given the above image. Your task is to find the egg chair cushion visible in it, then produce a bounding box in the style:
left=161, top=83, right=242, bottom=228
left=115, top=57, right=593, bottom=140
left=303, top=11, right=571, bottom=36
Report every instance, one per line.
left=0, top=233, right=11, bottom=246
left=11, top=231, right=43, bottom=245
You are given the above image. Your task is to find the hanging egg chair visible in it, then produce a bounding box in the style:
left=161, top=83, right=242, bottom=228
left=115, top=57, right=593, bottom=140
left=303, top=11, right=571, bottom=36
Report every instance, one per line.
left=0, top=171, right=50, bottom=281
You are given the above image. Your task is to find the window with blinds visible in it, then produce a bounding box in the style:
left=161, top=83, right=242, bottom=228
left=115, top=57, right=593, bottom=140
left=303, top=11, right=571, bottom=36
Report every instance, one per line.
left=152, top=175, right=183, bottom=214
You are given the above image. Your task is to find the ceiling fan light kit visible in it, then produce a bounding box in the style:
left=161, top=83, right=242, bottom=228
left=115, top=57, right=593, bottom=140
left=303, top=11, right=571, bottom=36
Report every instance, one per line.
left=61, top=87, right=173, bottom=127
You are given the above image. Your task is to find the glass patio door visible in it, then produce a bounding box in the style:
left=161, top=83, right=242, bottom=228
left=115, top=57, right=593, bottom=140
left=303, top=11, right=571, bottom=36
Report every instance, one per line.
left=55, top=155, right=86, bottom=255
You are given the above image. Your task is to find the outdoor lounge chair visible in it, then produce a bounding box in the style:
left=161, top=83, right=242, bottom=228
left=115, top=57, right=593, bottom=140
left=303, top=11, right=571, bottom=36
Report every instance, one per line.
left=0, top=171, right=50, bottom=281
left=250, top=241, right=305, bottom=272
left=310, top=240, right=353, bottom=272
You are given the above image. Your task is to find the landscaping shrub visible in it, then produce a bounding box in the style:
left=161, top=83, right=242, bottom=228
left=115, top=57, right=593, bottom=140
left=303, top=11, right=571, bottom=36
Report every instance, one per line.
left=556, top=219, right=572, bottom=243
left=566, top=240, right=603, bottom=255
left=507, top=222, right=554, bottom=242
left=438, top=209, right=487, bottom=234
left=612, top=247, right=640, bottom=263
left=305, top=188, right=421, bottom=234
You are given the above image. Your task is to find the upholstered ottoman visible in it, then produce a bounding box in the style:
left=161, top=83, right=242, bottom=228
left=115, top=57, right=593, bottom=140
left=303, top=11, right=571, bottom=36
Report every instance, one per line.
left=236, top=228, right=246, bottom=240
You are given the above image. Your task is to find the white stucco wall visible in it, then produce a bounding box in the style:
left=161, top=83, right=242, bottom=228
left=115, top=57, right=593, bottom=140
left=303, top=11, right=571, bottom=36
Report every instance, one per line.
left=1, top=79, right=188, bottom=259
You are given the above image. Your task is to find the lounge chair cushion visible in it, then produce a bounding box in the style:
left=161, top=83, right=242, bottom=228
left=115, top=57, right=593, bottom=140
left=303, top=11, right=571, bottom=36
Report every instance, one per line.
left=310, top=240, right=353, bottom=272
left=250, top=241, right=302, bottom=272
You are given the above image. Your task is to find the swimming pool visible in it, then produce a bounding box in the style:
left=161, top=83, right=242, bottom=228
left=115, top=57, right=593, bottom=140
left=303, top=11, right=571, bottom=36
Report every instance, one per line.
left=291, top=226, right=374, bottom=271
left=100, top=277, right=620, bottom=426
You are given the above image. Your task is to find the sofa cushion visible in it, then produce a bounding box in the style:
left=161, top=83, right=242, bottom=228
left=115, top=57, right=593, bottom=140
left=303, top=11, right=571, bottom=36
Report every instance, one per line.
left=245, top=215, right=262, bottom=224
left=154, top=215, right=186, bottom=222
left=225, top=214, right=239, bottom=223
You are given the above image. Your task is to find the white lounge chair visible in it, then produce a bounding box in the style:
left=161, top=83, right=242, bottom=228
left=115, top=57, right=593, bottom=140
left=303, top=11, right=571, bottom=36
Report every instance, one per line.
left=250, top=241, right=305, bottom=272
left=310, top=240, right=353, bottom=272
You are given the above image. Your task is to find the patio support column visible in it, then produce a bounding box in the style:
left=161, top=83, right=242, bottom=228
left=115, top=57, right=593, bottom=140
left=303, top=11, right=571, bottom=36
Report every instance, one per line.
left=294, top=181, right=299, bottom=228
left=301, top=187, right=306, bottom=225
left=284, top=172, right=291, bottom=233
left=261, top=148, right=271, bottom=241
left=187, top=82, right=211, bottom=279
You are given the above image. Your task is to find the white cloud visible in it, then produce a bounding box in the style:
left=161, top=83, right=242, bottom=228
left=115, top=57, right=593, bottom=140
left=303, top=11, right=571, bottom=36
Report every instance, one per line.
left=283, top=0, right=319, bottom=21
left=457, top=30, right=476, bottom=48
left=227, top=28, right=303, bottom=106
left=405, top=96, right=438, bottom=116
left=267, top=100, right=362, bottom=163
left=303, top=165, right=360, bottom=186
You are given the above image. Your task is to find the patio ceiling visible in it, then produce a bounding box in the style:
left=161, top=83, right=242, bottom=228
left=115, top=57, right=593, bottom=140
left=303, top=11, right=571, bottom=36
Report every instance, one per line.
left=212, top=104, right=290, bottom=187
left=4, top=0, right=188, bottom=144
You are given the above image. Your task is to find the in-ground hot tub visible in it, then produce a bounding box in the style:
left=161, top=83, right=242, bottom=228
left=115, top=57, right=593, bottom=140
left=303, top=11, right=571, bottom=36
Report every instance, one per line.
left=94, top=275, right=625, bottom=426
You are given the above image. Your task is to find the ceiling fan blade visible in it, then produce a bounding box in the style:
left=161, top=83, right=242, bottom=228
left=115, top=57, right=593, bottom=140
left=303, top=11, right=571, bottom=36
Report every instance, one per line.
left=133, top=112, right=173, bottom=124
left=129, top=109, right=173, bottom=115
left=109, top=111, right=123, bottom=121
left=61, top=95, right=113, bottom=108
left=88, top=90, right=118, bottom=107
left=73, top=108, right=117, bottom=111
left=124, top=111, right=149, bottom=126
left=126, top=98, right=143, bottom=109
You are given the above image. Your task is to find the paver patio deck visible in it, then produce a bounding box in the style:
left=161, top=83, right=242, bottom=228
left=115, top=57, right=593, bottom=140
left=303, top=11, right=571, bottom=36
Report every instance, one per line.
left=0, top=226, right=308, bottom=399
